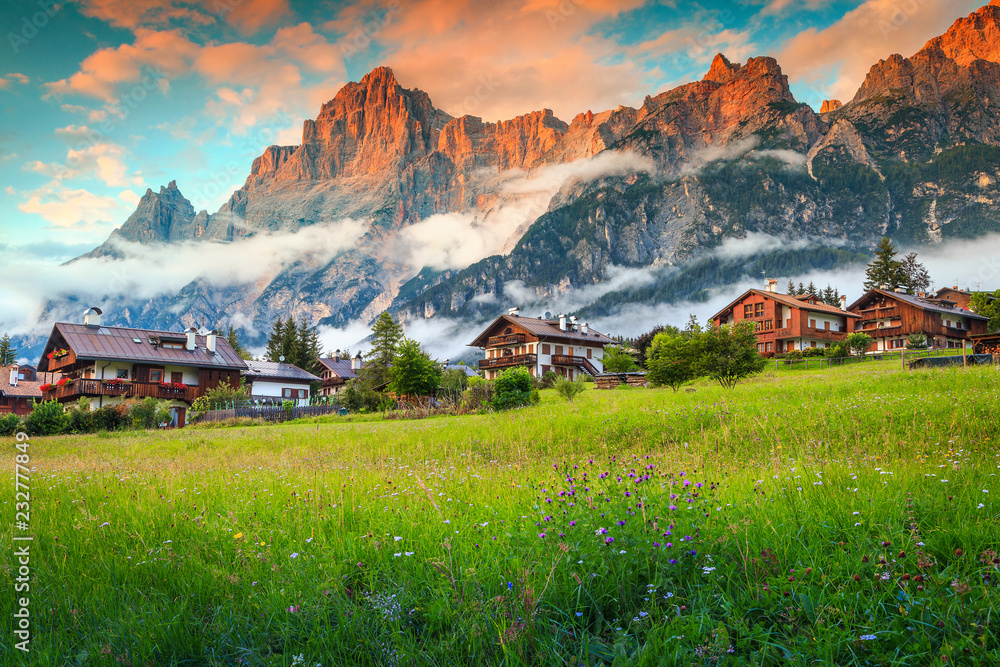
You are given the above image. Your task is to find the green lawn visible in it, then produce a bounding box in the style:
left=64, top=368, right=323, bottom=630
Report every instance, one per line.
left=5, top=362, right=1000, bottom=665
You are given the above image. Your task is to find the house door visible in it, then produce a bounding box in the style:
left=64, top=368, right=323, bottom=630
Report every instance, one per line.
left=787, top=341, right=794, bottom=352
left=171, top=372, right=184, bottom=384
left=169, top=407, right=186, bottom=428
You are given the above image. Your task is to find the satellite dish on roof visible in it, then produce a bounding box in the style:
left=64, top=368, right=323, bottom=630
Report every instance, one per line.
left=279, top=355, right=285, bottom=362
left=544, top=311, right=552, bottom=320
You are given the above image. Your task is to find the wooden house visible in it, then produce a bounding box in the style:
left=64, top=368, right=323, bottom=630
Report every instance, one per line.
left=847, top=289, right=989, bottom=351
left=35, top=307, right=248, bottom=427
left=710, top=280, right=860, bottom=355
left=242, top=360, right=320, bottom=406
left=315, top=351, right=364, bottom=397
left=0, top=365, right=62, bottom=417
left=468, top=309, right=615, bottom=380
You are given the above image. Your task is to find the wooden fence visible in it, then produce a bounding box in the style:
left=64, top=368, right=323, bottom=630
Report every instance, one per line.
left=195, top=403, right=344, bottom=424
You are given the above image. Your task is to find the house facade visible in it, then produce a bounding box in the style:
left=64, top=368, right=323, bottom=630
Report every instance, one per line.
left=242, top=360, right=320, bottom=406
left=0, top=365, right=62, bottom=416
left=847, top=289, right=989, bottom=351
left=711, top=280, right=859, bottom=354
left=35, top=308, right=247, bottom=427
left=468, top=310, right=615, bottom=380
left=315, top=352, right=365, bottom=397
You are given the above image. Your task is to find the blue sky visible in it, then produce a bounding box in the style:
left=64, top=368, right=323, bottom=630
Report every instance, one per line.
left=0, top=0, right=987, bottom=259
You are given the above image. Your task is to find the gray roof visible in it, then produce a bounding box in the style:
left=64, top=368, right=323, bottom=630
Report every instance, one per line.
left=37, top=323, right=248, bottom=371
left=444, top=364, right=480, bottom=377
left=242, top=360, right=320, bottom=382
left=850, top=289, right=990, bottom=321
left=469, top=314, right=615, bottom=348
left=317, top=357, right=363, bottom=379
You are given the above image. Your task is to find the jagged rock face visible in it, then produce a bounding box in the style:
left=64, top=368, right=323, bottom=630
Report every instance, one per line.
left=85, top=181, right=207, bottom=258
left=820, top=100, right=843, bottom=114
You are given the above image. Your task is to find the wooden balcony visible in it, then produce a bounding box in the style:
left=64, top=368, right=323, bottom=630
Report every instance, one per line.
left=550, top=354, right=601, bottom=375
left=45, top=350, right=77, bottom=372
left=479, top=354, right=536, bottom=370
left=42, top=379, right=198, bottom=403
left=942, top=326, right=972, bottom=339
left=775, top=327, right=845, bottom=342
left=487, top=333, right=527, bottom=346
left=864, top=326, right=904, bottom=338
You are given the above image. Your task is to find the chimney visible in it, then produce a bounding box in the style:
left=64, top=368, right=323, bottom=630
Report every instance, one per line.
left=351, top=353, right=362, bottom=371
left=185, top=327, right=197, bottom=351
left=9, top=364, right=17, bottom=387
left=83, top=307, right=102, bottom=327
left=582, top=322, right=589, bottom=334
left=765, top=278, right=778, bottom=293
left=879, top=284, right=888, bottom=290
left=894, top=287, right=903, bottom=293
left=507, top=307, right=520, bottom=317
left=570, top=315, right=579, bottom=331
left=206, top=332, right=217, bottom=354
left=953, top=285, right=959, bottom=290
left=839, top=295, right=847, bottom=311
left=334, top=349, right=341, bottom=363
left=559, top=314, right=567, bottom=331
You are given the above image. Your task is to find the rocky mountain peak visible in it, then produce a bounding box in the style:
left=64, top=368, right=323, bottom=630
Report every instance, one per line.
left=921, top=1, right=1000, bottom=67
left=820, top=100, right=843, bottom=113
left=703, top=53, right=741, bottom=84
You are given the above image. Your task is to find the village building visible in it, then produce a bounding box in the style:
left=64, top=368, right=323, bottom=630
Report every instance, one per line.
left=315, top=351, right=364, bottom=397
left=934, top=286, right=977, bottom=310
left=1, top=364, right=62, bottom=416
left=847, top=288, right=989, bottom=351
left=241, top=360, right=320, bottom=406
left=35, top=308, right=247, bottom=427
left=710, top=280, right=860, bottom=354
left=468, top=310, right=615, bottom=380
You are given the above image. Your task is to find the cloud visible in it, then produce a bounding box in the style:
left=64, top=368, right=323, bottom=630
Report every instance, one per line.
left=18, top=183, right=125, bottom=228
left=76, top=0, right=291, bottom=34
left=0, top=218, right=369, bottom=337
left=332, top=0, right=649, bottom=122
left=395, top=151, right=655, bottom=271
left=25, top=140, right=141, bottom=188
left=0, top=72, right=29, bottom=89
left=778, top=0, right=984, bottom=104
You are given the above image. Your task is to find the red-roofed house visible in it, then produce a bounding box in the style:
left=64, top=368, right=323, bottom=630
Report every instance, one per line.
left=1, top=365, right=62, bottom=416
left=710, top=280, right=860, bottom=354
left=468, top=310, right=616, bottom=380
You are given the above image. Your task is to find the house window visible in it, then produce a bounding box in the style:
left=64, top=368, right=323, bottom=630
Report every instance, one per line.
left=825, top=343, right=831, bottom=349
left=765, top=342, right=773, bottom=352
left=555, top=346, right=563, bottom=355
left=542, top=365, right=550, bottom=374
left=542, top=344, right=550, bottom=355
left=586, top=349, right=592, bottom=359
left=743, top=305, right=753, bottom=318
left=810, top=341, right=817, bottom=348
left=116, top=369, right=129, bottom=379
left=810, top=319, right=816, bottom=328
left=161, top=342, right=183, bottom=350
left=149, top=369, right=164, bottom=383
left=755, top=303, right=765, bottom=317
left=824, top=321, right=830, bottom=330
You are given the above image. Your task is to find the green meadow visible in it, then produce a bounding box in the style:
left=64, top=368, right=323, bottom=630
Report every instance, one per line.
left=5, top=362, right=1000, bottom=666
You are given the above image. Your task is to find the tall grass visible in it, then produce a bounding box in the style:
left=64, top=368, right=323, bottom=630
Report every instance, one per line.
left=4, top=363, right=999, bottom=665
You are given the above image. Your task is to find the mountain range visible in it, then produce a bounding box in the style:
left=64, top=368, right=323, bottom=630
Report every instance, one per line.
left=33, top=1, right=1000, bottom=356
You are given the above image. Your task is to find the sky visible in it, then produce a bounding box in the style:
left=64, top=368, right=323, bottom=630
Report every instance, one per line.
left=0, top=0, right=988, bottom=261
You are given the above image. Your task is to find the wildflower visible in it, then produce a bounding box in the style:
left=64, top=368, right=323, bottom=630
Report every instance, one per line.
left=605, top=537, right=615, bottom=545
left=539, top=533, right=546, bottom=539
left=306, top=537, right=313, bottom=543
left=576, top=611, right=583, bottom=617
left=288, top=605, right=300, bottom=613
left=859, top=634, right=877, bottom=641
left=290, top=552, right=299, bottom=559
left=394, top=536, right=402, bottom=542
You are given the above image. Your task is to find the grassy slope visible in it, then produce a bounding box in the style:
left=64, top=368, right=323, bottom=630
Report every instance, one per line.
left=4, top=362, right=1000, bottom=666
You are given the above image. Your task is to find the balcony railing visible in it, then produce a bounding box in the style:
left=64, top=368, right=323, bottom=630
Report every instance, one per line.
left=942, top=326, right=972, bottom=339
left=775, top=327, right=846, bottom=342
left=550, top=355, right=601, bottom=375
left=487, top=333, right=527, bottom=346
left=479, top=354, right=536, bottom=370
left=863, top=326, right=904, bottom=338
left=43, top=379, right=198, bottom=402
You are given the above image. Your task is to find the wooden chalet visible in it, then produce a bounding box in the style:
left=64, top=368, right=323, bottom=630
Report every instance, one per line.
left=847, top=289, right=989, bottom=351
left=468, top=309, right=615, bottom=380
left=242, top=360, right=320, bottom=406
left=315, top=351, right=364, bottom=397
left=35, top=308, right=248, bottom=427
left=711, top=280, right=860, bottom=355
left=1, top=365, right=62, bottom=417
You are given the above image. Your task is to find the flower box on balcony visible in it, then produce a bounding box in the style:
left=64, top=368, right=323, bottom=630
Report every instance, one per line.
left=55, top=377, right=73, bottom=387
left=47, top=348, right=69, bottom=360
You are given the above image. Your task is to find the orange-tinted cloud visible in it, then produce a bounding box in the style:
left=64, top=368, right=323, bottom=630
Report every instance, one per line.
left=778, top=0, right=984, bottom=103
left=76, top=0, right=291, bottom=34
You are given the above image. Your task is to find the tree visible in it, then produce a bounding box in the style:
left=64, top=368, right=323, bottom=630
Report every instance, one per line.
left=906, top=333, right=928, bottom=350
left=265, top=319, right=287, bottom=362
left=797, top=282, right=806, bottom=295
left=225, top=326, right=252, bottom=360
left=367, top=312, right=403, bottom=387
left=602, top=345, right=638, bottom=372
left=970, top=291, right=1000, bottom=332
left=646, top=332, right=699, bottom=391
left=389, top=338, right=441, bottom=399
left=806, top=281, right=817, bottom=296
left=684, top=314, right=702, bottom=337
left=864, top=237, right=907, bottom=291
left=900, top=253, right=931, bottom=294
left=0, top=333, right=16, bottom=365
left=25, top=399, right=67, bottom=436
left=696, top=322, right=766, bottom=389
left=845, top=332, right=875, bottom=357
left=629, top=324, right=679, bottom=368
left=786, top=279, right=796, bottom=295
left=490, top=367, right=536, bottom=411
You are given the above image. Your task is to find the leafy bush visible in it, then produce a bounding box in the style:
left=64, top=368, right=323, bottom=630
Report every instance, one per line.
left=906, top=333, right=928, bottom=350
left=25, top=400, right=67, bottom=436
left=66, top=398, right=95, bottom=434
left=802, top=347, right=826, bottom=358
left=130, top=397, right=171, bottom=430
left=535, top=370, right=559, bottom=389
left=92, top=405, right=129, bottom=432
left=190, top=379, right=249, bottom=412
left=339, top=380, right=384, bottom=413
left=846, top=332, right=875, bottom=357
left=490, top=367, right=536, bottom=411
left=0, top=413, right=24, bottom=436
left=554, top=377, right=586, bottom=402
left=602, top=345, right=638, bottom=372
left=646, top=333, right=698, bottom=391
left=784, top=350, right=803, bottom=359
left=825, top=343, right=849, bottom=359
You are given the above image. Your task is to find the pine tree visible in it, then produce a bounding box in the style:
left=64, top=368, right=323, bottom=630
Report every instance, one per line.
left=225, top=326, right=252, bottom=360
left=280, top=317, right=299, bottom=364
left=806, top=281, right=817, bottom=296
left=822, top=285, right=835, bottom=306
left=295, top=319, right=322, bottom=371
left=901, top=252, right=931, bottom=294
left=797, top=282, right=806, bottom=296
left=785, top=279, right=796, bottom=295
left=367, top=312, right=403, bottom=387
left=0, top=333, right=16, bottom=365
left=265, top=319, right=286, bottom=362
left=864, top=237, right=907, bottom=291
